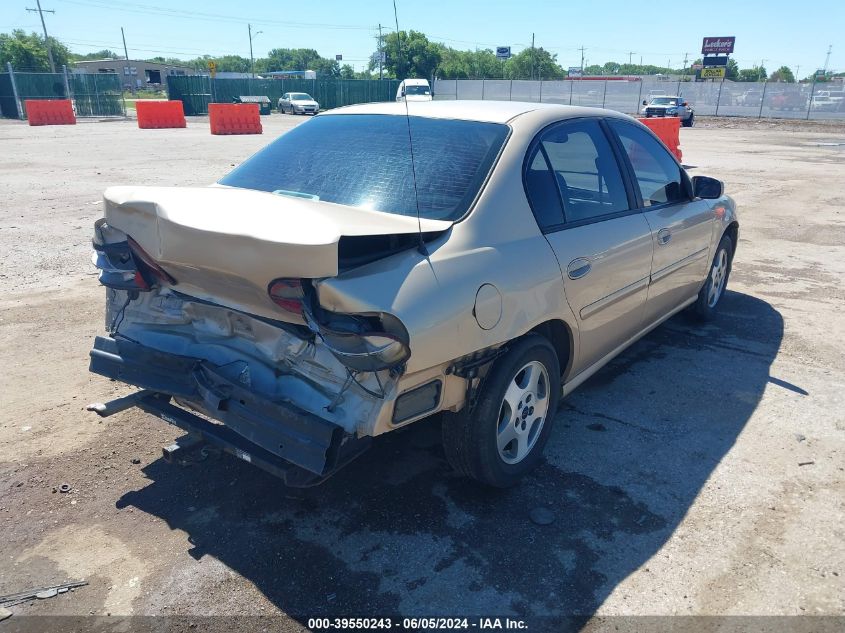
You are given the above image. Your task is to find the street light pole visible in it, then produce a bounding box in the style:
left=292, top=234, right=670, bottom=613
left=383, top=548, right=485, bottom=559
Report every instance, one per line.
left=248, top=24, right=263, bottom=79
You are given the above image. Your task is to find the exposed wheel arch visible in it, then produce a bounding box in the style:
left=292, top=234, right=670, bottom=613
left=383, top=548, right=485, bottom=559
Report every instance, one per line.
left=529, top=319, right=574, bottom=380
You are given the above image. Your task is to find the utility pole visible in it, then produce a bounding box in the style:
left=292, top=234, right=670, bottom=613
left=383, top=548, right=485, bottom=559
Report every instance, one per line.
left=531, top=33, right=535, bottom=80
left=759, top=59, right=767, bottom=82
left=26, top=0, right=56, bottom=73
left=579, top=46, right=586, bottom=72
left=248, top=24, right=262, bottom=79
left=795, top=65, right=800, bottom=82
left=822, top=44, right=832, bottom=74
left=678, top=52, right=689, bottom=95
left=378, top=23, right=383, bottom=80
left=628, top=51, right=635, bottom=66
left=120, top=27, right=129, bottom=61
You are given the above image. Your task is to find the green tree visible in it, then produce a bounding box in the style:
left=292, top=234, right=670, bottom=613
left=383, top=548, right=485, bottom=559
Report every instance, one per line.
left=375, top=30, right=442, bottom=80
left=70, top=49, right=120, bottom=61
left=340, top=63, right=356, bottom=79
left=436, top=47, right=501, bottom=79
left=505, top=46, right=564, bottom=79
left=255, top=48, right=338, bottom=76
left=725, top=58, right=739, bottom=80
left=0, top=29, right=70, bottom=71
left=737, top=65, right=767, bottom=82
left=769, top=65, right=795, bottom=83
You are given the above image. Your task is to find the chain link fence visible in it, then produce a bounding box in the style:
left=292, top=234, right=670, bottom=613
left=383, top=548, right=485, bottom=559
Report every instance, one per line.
left=433, top=78, right=845, bottom=120
left=0, top=65, right=125, bottom=119
left=166, top=76, right=401, bottom=115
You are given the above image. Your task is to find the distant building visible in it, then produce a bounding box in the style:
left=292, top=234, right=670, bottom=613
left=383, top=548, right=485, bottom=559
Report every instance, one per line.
left=71, top=59, right=197, bottom=89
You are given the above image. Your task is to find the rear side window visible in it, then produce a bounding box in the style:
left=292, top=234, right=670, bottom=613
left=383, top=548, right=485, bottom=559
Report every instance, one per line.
left=524, top=118, right=630, bottom=227
left=609, top=120, right=685, bottom=207
left=524, top=149, right=565, bottom=230
left=219, top=114, right=509, bottom=221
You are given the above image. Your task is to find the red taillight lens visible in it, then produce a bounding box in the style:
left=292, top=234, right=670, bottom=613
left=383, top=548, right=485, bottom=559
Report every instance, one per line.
left=268, top=278, right=304, bottom=315
left=127, top=237, right=176, bottom=285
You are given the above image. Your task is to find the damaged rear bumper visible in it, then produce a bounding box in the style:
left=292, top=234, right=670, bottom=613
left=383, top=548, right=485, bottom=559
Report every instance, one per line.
left=89, top=336, right=371, bottom=485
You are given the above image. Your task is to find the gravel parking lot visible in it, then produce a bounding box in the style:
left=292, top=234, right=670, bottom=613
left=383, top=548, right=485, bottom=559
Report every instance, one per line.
left=0, top=113, right=843, bottom=630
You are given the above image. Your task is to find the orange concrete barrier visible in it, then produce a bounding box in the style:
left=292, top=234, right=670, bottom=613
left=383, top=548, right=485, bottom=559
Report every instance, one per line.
left=136, top=100, right=186, bottom=129
left=25, top=99, right=76, bottom=126
left=208, top=103, right=262, bottom=135
left=638, top=116, right=682, bottom=162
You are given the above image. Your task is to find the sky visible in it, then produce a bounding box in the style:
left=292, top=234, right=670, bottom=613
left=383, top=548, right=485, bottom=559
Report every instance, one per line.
left=3, top=0, right=842, bottom=75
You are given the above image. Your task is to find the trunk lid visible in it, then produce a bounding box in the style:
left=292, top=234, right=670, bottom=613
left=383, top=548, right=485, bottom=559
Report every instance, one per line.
left=102, top=185, right=450, bottom=320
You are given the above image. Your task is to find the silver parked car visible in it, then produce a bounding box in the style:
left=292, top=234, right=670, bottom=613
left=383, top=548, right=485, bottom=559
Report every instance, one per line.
left=89, top=101, right=737, bottom=487
left=641, top=95, right=695, bottom=127
left=278, top=92, right=320, bottom=115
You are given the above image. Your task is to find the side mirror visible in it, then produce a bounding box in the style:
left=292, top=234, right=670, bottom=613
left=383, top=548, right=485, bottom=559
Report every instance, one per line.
left=400, top=89, right=405, bottom=97
left=682, top=101, right=688, bottom=106
left=642, top=100, right=648, bottom=106
left=692, top=175, right=724, bottom=199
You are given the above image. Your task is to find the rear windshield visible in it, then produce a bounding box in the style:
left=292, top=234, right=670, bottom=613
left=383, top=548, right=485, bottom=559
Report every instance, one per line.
left=219, top=114, right=509, bottom=221
left=405, top=85, right=431, bottom=96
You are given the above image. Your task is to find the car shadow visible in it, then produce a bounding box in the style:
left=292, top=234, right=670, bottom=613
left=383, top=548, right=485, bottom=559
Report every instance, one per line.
left=117, top=290, right=784, bottom=622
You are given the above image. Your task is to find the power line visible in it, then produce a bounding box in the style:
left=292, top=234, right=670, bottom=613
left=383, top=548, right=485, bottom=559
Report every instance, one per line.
left=57, top=0, right=380, bottom=30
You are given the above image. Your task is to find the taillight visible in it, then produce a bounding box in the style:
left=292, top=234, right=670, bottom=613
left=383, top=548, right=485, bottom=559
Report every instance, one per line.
left=127, top=237, right=176, bottom=285
left=268, top=278, right=304, bottom=315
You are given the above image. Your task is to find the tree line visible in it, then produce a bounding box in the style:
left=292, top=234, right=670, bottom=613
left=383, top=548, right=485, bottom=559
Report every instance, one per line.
left=1, top=28, right=838, bottom=84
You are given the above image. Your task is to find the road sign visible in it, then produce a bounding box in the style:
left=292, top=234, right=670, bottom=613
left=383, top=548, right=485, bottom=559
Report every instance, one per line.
left=700, top=66, right=726, bottom=79
left=207, top=60, right=217, bottom=78
left=701, top=37, right=735, bottom=55
left=496, top=46, right=511, bottom=60
left=336, top=54, right=342, bottom=61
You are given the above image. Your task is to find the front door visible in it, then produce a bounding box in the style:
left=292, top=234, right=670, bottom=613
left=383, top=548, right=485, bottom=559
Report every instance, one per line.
left=523, top=118, right=654, bottom=375
left=607, top=120, right=715, bottom=326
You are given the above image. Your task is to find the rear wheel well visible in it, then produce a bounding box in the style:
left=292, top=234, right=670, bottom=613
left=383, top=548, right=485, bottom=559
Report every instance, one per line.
left=529, top=319, right=573, bottom=379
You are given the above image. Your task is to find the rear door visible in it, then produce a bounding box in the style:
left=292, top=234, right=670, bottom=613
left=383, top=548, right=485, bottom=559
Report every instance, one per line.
left=524, top=118, right=654, bottom=375
left=607, top=120, right=715, bottom=327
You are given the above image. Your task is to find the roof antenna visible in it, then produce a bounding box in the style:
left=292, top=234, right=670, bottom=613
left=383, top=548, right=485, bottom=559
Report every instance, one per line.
left=392, top=0, right=428, bottom=256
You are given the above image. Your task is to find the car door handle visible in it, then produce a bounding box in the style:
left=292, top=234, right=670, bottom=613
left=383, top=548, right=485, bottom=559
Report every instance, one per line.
left=567, top=258, right=592, bottom=280
left=657, top=228, right=672, bottom=245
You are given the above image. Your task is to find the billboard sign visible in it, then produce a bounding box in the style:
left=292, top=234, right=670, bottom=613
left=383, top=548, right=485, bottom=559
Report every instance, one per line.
left=568, top=67, right=583, bottom=77
left=335, top=54, right=342, bottom=61
left=703, top=56, right=729, bottom=67
left=702, top=36, right=735, bottom=54
left=700, top=66, right=726, bottom=79
left=496, top=46, right=511, bottom=60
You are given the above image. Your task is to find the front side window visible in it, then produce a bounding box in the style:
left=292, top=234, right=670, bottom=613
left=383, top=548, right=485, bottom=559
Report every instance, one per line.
left=219, top=114, right=509, bottom=221
left=609, top=120, right=685, bottom=207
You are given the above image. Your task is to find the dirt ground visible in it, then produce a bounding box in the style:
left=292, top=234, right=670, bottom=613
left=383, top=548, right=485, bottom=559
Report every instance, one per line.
left=0, top=113, right=843, bottom=630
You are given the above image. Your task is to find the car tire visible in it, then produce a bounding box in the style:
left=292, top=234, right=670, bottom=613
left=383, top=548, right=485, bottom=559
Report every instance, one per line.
left=683, top=113, right=694, bottom=127
left=442, top=334, right=561, bottom=487
left=691, top=235, right=733, bottom=321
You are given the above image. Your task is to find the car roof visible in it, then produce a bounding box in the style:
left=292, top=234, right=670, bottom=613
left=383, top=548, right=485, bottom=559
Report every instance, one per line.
left=324, top=100, right=629, bottom=124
